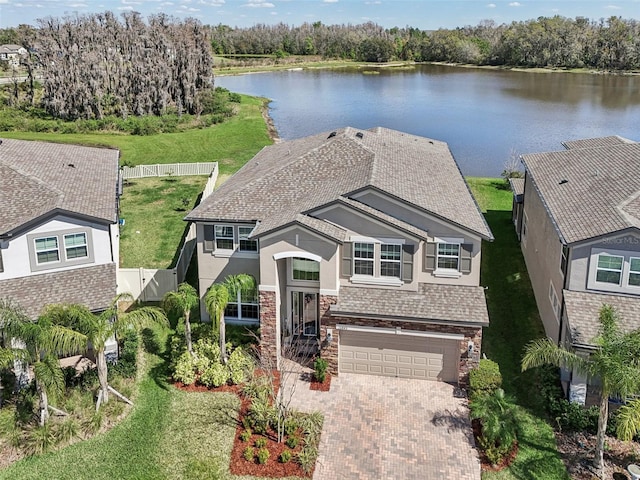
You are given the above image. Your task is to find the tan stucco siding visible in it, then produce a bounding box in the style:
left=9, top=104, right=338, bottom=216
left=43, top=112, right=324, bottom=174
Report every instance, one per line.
left=258, top=226, right=339, bottom=291
left=521, top=175, right=566, bottom=342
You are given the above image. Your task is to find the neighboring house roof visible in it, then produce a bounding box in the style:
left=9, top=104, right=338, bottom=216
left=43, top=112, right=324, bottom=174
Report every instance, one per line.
left=0, top=264, right=117, bottom=318
left=187, top=127, right=493, bottom=241
left=563, top=290, right=640, bottom=346
left=0, top=139, right=120, bottom=235
left=521, top=138, right=640, bottom=244
left=0, top=44, right=25, bottom=54
left=331, top=283, right=490, bottom=326
left=562, top=135, right=633, bottom=150
left=509, top=178, right=525, bottom=203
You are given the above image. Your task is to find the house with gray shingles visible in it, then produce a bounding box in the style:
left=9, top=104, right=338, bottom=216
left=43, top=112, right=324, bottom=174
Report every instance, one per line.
left=0, top=44, right=27, bottom=68
left=512, top=135, right=640, bottom=402
left=187, top=127, right=493, bottom=386
left=0, top=138, right=121, bottom=319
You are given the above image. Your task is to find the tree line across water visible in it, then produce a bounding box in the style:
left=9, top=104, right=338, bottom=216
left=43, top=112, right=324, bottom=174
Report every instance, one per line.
left=210, top=16, right=640, bottom=70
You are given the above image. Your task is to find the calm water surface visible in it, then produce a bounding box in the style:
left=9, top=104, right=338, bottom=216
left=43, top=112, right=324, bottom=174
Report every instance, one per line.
left=216, top=64, right=640, bottom=177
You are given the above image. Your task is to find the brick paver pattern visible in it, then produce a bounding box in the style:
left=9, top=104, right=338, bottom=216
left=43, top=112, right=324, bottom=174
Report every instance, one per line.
left=288, top=369, right=481, bottom=480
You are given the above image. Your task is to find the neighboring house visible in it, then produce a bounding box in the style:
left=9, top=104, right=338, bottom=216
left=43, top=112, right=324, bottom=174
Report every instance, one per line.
left=512, top=135, right=640, bottom=402
left=187, top=127, right=493, bottom=386
left=0, top=44, right=27, bottom=68
left=0, top=138, right=121, bottom=319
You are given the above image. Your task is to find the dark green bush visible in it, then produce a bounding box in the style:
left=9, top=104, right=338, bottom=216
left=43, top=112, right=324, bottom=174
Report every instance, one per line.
left=279, top=449, right=292, bottom=463
left=313, top=357, right=328, bottom=383
left=243, top=446, right=255, bottom=462
left=109, top=330, right=139, bottom=379
left=239, top=429, right=252, bottom=442
left=469, top=359, right=502, bottom=399
left=257, top=447, right=270, bottom=464
left=254, top=437, right=267, bottom=448
left=285, top=435, right=299, bottom=449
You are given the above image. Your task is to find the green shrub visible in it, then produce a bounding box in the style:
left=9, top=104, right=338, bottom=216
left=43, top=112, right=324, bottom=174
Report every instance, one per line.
left=470, top=388, right=519, bottom=465
left=296, top=445, right=318, bottom=473
left=199, top=363, right=229, bottom=388
left=284, top=418, right=299, bottom=437
left=24, top=423, right=58, bottom=456
left=227, top=347, right=253, bottom=385
left=469, top=359, right=502, bottom=399
left=257, top=447, right=270, bottom=464
left=285, top=435, right=299, bottom=449
left=109, top=330, right=139, bottom=379
left=313, top=357, right=328, bottom=383
left=239, top=429, right=252, bottom=442
left=280, top=449, right=292, bottom=463
left=242, top=374, right=272, bottom=400
left=193, top=355, right=211, bottom=375
left=173, top=352, right=197, bottom=385
left=247, top=391, right=275, bottom=435
left=56, top=418, right=80, bottom=444
left=194, top=338, right=221, bottom=364
left=254, top=437, right=267, bottom=448
left=243, top=446, right=255, bottom=462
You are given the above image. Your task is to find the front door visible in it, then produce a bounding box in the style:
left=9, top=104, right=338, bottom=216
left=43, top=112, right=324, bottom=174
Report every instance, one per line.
left=291, top=291, right=318, bottom=337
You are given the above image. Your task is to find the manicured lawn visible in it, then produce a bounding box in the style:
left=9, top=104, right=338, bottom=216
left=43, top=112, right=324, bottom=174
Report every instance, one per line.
left=467, top=177, right=569, bottom=480
left=119, top=176, right=208, bottom=269
left=0, top=94, right=272, bottom=176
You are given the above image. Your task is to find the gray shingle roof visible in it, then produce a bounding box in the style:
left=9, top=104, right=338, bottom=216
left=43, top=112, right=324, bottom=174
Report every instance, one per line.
left=0, top=139, right=120, bottom=234
left=522, top=140, right=640, bottom=244
left=563, top=290, right=640, bottom=346
left=0, top=263, right=117, bottom=318
left=509, top=178, right=524, bottom=197
left=562, top=136, right=633, bottom=150
left=330, top=283, right=489, bottom=326
left=187, top=127, right=493, bottom=240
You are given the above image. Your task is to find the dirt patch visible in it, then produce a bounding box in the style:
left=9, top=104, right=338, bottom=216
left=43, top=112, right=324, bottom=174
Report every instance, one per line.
left=556, top=431, right=640, bottom=479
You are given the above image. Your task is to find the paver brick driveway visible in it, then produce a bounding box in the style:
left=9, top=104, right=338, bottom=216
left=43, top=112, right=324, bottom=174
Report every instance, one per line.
left=289, top=372, right=481, bottom=480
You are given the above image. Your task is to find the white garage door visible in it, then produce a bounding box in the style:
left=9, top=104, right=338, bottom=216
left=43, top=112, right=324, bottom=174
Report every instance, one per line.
left=339, top=330, right=459, bottom=382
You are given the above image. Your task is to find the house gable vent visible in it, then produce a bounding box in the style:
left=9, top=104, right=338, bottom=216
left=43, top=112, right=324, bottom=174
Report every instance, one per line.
left=355, top=132, right=364, bottom=139
left=327, top=131, right=337, bottom=139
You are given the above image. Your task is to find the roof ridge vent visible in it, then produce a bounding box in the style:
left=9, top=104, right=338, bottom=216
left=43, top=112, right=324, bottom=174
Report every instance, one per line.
left=327, top=131, right=337, bottom=139
left=355, top=132, right=364, bottom=139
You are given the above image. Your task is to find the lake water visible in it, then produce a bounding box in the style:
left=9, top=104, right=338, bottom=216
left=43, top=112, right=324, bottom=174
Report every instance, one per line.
left=215, top=64, right=640, bottom=177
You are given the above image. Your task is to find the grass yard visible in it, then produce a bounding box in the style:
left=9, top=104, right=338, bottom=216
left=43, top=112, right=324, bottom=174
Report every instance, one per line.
left=467, top=177, right=569, bottom=480
left=119, top=176, right=208, bottom=269
left=0, top=326, right=299, bottom=480
left=0, top=94, right=272, bottom=176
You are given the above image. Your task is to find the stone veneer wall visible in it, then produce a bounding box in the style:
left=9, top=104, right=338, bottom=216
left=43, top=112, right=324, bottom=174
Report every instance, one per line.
left=259, top=290, right=278, bottom=367
left=323, top=314, right=482, bottom=388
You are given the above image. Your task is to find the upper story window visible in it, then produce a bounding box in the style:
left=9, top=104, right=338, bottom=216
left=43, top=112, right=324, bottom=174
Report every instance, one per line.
left=35, top=236, right=60, bottom=264
left=64, top=233, right=88, bottom=260
left=342, top=240, right=413, bottom=285
left=437, top=243, right=460, bottom=270
left=238, top=226, right=258, bottom=252
left=354, top=242, right=375, bottom=276
left=425, top=240, right=473, bottom=277
left=596, top=254, right=624, bottom=284
left=588, top=247, right=640, bottom=293
left=28, top=228, right=94, bottom=273
left=204, top=224, right=259, bottom=254
left=380, top=244, right=401, bottom=278
left=292, top=257, right=319, bottom=281
left=215, top=226, right=234, bottom=250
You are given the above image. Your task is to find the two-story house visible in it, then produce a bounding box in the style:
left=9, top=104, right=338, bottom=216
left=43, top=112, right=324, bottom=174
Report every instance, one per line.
left=512, top=136, right=640, bottom=402
left=0, top=44, right=27, bottom=68
left=187, top=127, right=493, bottom=386
left=0, top=138, right=121, bottom=319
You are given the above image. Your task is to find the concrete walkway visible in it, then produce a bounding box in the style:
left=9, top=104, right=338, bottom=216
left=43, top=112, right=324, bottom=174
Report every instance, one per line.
left=289, top=371, right=481, bottom=480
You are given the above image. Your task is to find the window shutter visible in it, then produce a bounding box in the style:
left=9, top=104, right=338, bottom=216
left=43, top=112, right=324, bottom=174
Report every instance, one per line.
left=402, top=244, right=414, bottom=282
left=203, top=225, right=214, bottom=252
left=460, top=243, right=473, bottom=273
left=0, top=250, right=3, bottom=273
left=424, top=242, right=436, bottom=272
left=341, top=242, right=352, bottom=277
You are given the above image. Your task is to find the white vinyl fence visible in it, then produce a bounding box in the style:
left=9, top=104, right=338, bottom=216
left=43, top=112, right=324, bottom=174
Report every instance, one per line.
left=117, top=164, right=218, bottom=302
left=121, top=162, right=218, bottom=179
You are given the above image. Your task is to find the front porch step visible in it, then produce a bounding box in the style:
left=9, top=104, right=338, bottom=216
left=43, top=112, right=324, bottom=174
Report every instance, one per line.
left=283, top=336, right=320, bottom=359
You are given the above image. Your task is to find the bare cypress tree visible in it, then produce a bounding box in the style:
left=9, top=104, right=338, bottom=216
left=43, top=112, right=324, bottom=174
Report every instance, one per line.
left=35, top=12, right=213, bottom=120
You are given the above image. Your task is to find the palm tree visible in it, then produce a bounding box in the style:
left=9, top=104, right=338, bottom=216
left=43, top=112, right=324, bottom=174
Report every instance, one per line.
left=0, top=299, right=87, bottom=426
left=522, top=304, right=640, bottom=479
left=45, top=294, right=167, bottom=407
left=470, top=388, right=519, bottom=465
left=204, top=274, right=256, bottom=360
left=162, top=283, right=199, bottom=356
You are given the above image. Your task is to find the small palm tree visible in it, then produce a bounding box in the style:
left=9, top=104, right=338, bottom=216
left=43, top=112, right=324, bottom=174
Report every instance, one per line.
left=522, top=304, right=640, bottom=479
left=470, top=388, right=519, bottom=465
left=204, top=274, right=256, bottom=360
left=162, top=283, right=199, bottom=356
left=0, top=299, right=86, bottom=426
left=45, top=294, right=167, bottom=406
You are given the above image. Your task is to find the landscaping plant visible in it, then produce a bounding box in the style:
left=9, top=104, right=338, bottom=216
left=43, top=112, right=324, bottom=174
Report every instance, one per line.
left=313, top=357, right=328, bottom=383
left=162, top=283, right=199, bottom=356
left=470, top=388, right=519, bottom=465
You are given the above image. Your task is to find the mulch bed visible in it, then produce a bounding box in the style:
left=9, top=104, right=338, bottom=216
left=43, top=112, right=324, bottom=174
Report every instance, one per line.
left=174, top=370, right=314, bottom=477
left=555, top=430, right=640, bottom=480
left=309, top=374, right=331, bottom=392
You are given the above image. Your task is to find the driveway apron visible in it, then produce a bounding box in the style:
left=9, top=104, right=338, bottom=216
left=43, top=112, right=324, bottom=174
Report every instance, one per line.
left=289, top=372, right=481, bottom=480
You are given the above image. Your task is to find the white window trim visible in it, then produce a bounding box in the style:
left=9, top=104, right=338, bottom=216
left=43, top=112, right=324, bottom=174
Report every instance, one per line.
left=238, top=226, right=258, bottom=253
left=380, top=244, right=402, bottom=279
left=435, top=242, right=461, bottom=273
left=27, top=228, right=94, bottom=273
left=549, top=282, right=560, bottom=320
left=351, top=275, right=403, bottom=286
left=64, top=232, right=89, bottom=261
left=587, top=247, right=640, bottom=294
left=351, top=240, right=405, bottom=282
left=595, top=253, right=624, bottom=286
left=629, top=257, right=640, bottom=289
left=290, top=257, right=320, bottom=284
left=225, top=288, right=259, bottom=322
left=214, top=224, right=235, bottom=251
left=353, top=242, right=375, bottom=276
left=34, top=236, right=61, bottom=266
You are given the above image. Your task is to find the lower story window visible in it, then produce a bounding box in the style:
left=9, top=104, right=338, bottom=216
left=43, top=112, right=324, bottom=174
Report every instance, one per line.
left=225, top=287, right=259, bottom=320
